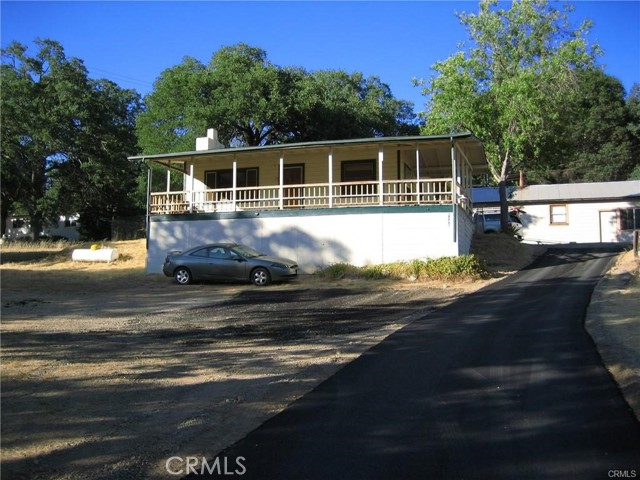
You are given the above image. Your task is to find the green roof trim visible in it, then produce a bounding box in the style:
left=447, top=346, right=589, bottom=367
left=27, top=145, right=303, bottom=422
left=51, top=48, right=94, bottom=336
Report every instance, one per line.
left=149, top=204, right=454, bottom=222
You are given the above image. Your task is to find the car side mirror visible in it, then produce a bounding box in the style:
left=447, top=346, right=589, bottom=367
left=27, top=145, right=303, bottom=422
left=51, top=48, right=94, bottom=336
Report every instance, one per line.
left=231, top=255, right=245, bottom=262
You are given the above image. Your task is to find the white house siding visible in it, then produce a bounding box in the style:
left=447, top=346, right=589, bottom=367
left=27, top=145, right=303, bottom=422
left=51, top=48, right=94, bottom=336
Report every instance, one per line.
left=519, top=201, right=638, bottom=244
left=146, top=206, right=466, bottom=274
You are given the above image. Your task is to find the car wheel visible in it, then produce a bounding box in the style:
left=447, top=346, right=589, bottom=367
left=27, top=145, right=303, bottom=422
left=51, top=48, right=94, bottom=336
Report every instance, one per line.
left=174, top=267, right=192, bottom=285
left=251, top=267, right=271, bottom=286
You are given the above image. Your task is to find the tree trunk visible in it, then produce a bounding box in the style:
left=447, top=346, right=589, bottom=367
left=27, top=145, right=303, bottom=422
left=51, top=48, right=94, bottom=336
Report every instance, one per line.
left=488, top=153, right=511, bottom=233
left=498, top=179, right=509, bottom=232
left=29, top=211, right=43, bottom=241
left=29, top=162, right=46, bottom=240
left=498, top=154, right=510, bottom=232
left=0, top=197, right=10, bottom=237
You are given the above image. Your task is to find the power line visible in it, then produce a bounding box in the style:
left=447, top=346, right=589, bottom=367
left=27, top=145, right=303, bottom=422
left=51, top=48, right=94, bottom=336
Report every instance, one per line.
left=85, top=65, right=155, bottom=91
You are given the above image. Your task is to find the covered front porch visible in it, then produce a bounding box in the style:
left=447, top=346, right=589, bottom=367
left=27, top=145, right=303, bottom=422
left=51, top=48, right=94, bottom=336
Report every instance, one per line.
left=137, top=133, right=486, bottom=216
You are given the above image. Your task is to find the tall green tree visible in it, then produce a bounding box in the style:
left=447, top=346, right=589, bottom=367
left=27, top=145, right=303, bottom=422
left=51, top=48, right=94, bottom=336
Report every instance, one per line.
left=626, top=84, right=640, bottom=180
left=291, top=70, right=418, bottom=141
left=415, top=0, right=599, bottom=229
left=136, top=44, right=298, bottom=151
left=205, top=43, right=299, bottom=146
left=527, top=69, right=638, bottom=183
left=567, top=71, right=637, bottom=182
left=1, top=39, right=141, bottom=239
left=49, top=79, right=143, bottom=239
left=136, top=42, right=418, bottom=154
left=135, top=56, right=208, bottom=154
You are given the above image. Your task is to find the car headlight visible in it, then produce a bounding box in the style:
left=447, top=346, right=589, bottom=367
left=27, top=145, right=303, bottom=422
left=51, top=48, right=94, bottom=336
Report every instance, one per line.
left=271, top=262, right=287, bottom=269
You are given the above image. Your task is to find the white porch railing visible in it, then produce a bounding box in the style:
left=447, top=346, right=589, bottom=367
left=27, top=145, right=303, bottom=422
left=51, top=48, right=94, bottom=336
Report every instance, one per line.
left=150, top=178, right=464, bottom=215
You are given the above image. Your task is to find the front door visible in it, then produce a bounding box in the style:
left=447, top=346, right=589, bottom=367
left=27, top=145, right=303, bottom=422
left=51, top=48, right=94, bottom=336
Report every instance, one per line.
left=283, top=165, right=304, bottom=207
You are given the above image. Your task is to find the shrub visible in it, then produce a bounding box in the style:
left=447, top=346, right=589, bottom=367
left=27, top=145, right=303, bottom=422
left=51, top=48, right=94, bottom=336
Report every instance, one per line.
left=314, top=255, right=487, bottom=282
left=421, top=255, right=487, bottom=280
left=315, top=262, right=356, bottom=279
left=363, top=261, right=426, bottom=279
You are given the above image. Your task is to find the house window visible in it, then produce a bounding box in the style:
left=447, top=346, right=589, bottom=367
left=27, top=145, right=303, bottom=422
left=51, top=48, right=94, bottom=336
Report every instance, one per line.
left=282, top=164, right=304, bottom=185
left=282, top=164, right=305, bottom=208
left=205, top=168, right=259, bottom=189
left=341, top=160, right=376, bottom=182
left=550, top=204, right=568, bottom=225
left=620, top=208, right=640, bottom=230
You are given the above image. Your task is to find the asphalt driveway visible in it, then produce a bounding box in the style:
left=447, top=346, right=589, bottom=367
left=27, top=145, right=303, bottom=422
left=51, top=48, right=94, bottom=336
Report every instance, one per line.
left=194, top=247, right=640, bottom=479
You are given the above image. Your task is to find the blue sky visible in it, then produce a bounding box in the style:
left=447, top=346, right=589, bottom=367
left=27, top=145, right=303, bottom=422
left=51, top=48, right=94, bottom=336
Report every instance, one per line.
left=1, top=1, right=639, bottom=112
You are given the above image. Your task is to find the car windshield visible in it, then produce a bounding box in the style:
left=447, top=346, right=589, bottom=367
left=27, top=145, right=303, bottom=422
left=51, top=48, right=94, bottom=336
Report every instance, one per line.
left=232, top=245, right=263, bottom=258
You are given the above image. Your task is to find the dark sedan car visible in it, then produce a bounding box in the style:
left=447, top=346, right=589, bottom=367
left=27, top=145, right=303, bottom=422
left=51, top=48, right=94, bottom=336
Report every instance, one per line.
left=162, top=243, right=298, bottom=286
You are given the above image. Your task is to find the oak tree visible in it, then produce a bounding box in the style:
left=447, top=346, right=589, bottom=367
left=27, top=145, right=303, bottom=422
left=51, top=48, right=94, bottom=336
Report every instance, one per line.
left=1, top=39, right=141, bottom=239
left=416, top=0, right=599, bottom=229
left=136, top=42, right=418, bottom=154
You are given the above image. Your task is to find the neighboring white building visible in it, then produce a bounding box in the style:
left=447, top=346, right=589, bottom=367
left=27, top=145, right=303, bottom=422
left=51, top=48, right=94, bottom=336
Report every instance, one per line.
left=510, top=181, right=640, bottom=244
left=130, top=131, right=488, bottom=274
left=4, top=215, right=80, bottom=240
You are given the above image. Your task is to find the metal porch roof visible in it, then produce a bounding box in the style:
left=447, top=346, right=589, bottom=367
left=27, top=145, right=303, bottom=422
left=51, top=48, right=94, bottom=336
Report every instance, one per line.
left=128, top=133, right=488, bottom=171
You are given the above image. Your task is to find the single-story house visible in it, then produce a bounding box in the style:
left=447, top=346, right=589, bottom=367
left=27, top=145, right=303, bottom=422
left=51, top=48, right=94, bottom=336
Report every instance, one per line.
left=3, top=214, right=80, bottom=240
left=471, top=181, right=640, bottom=244
left=130, top=129, right=488, bottom=274
left=510, top=181, right=640, bottom=244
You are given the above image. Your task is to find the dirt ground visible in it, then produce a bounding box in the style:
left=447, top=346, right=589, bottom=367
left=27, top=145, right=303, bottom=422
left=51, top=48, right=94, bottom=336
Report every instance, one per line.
left=0, top=237, right=636, bottom=479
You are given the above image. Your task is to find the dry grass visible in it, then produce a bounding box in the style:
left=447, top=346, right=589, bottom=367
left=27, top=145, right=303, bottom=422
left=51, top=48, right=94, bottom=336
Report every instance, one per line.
left=0, top=239, right=146, bottom=270
left=471, top=232, right=546, bottom=274
left=0, top=240, right=154, bottom=296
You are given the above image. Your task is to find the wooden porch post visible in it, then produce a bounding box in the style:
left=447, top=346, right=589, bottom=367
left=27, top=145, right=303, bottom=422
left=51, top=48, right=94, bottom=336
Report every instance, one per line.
left=328, top=148, right=333, bottom=208
left=146, top=164, right=151, bottom=228
left=166, top=167, right=171, bottom=192
left=232, top=157, right=237, bottom=211
left=378, top=146, right=384, bottom=206
left=415, top=145, right=421, bottom=206
left=451, top=139, right=458, bottom=243
left=455, top=146, right=473, bottom=210
left=279, top=153, right=284, bottom=210
left=189, top=162, right=195, bottom=213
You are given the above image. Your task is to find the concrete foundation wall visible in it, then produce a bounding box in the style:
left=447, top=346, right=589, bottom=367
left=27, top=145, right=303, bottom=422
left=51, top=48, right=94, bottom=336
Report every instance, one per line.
left=147, top=206, right=468, bottom=274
